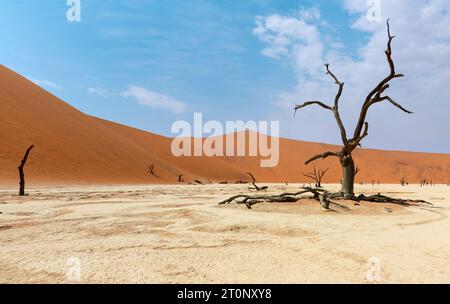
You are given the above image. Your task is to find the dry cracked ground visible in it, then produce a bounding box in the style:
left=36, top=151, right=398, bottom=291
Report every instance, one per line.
left=0, top=183, right=449, bottom=283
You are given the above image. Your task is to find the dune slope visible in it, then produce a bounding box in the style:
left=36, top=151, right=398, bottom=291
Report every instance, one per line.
left=1, top=65, right=450, bottom=186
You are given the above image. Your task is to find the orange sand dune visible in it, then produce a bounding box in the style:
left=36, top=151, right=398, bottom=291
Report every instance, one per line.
left=1, top=65, right=450, bottom=186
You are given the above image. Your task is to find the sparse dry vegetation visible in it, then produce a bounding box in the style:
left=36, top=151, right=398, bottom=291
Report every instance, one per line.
left=302, top=166, right=329, bottom=188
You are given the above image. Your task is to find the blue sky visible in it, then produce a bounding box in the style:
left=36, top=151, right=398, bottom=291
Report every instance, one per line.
left=1, top=0, right=449, bottom=153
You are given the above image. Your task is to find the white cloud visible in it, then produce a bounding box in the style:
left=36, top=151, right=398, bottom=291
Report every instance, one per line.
left=88, top=87, right=112, bottom=97
left=121, top=86, right=187, bottom=114
left=31, top=79, right=63, bottom=90
left=299, top=6, right=321, bottom=21
left=253, top=1, right=450, bottom=152
left=253, top=13, right=323, bottom=74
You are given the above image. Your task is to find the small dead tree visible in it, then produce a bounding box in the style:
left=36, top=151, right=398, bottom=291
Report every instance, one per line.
left=354, top=167, right=361, bottom=177
left=147, top=164, right=156, bottom=177
left=178, top=174, right=184, bottom=182
left=18, top=145, right=34, bottom=196
left=400, top=177, right=407, bottom=186
left=419, top=177, right=428, bottom=187
left=247, top=172, right=268, bottom=191
left=294, top=20, right=412, bottom=197
left=302, top=166, right=329, bottom=188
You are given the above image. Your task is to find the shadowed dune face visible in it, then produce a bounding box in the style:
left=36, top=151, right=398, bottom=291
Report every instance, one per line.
left=1, top=64, right=450, bottom=186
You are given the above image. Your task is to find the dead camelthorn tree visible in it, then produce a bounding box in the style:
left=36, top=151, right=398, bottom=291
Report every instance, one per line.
left=302, top=166, right=329, bottom=188
left=147, top=164, right=156, bottom=177
left=294, top=20, right=412, bottom=197
left=18, top=145, right=34, bottom=196
left=219, top=20, right=432, bottom=210
left=354, top=167, right=361, bottom=177
left=247, top=172, right=268, bottom=191
left=178, top=174, right=184, bottom=183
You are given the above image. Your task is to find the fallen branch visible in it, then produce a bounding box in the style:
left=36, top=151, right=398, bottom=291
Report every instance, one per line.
left=354, top=193, right=432, bottom=206
left=219, top=187, right=347, bottom=211
left=219, top=187, right=432, bottom=211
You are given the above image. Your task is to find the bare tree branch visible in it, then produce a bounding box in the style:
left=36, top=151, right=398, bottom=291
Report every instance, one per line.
left=324, top=63, right=348, bottom=145
left=305, top=151, right=340, bottom=165
left=294, top=101, right=332, bottom=117
left=353, top=19, right=408, bottom=140
left=302, top=166, right=329, bottom=187
left=294, top=64, right=348, bottom=145
left=247, top=172, right=256, bottom=184
left=247, top=172, right=268, bottom=191
left=302, top=172, right=317, bottom=181
left=354, top=122, right=369, bottom=147
left=380, top=96, right=413, bottom=114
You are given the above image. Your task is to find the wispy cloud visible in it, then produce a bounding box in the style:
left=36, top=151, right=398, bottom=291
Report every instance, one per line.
left=31, top=79, right=63, bottom=90
left=88, top=87, right=112, bottom=97
left=253, top=11, right=324, bottom=76
left=121, top=86, right=187, bottom=114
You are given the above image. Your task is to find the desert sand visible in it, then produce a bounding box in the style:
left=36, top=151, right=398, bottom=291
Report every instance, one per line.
left=2, top=64, right=450, bottom=186
left=1, top=183, right=449, bottom=284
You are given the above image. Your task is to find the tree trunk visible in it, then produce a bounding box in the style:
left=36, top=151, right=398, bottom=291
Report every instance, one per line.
left=18, top=145, right=34, bottom=196
left=340, top=154, right=355, bottom=197
left=19, top=169, right=25, bottom=196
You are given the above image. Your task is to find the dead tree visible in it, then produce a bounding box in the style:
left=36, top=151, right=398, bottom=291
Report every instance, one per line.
left=18, top=145, right=34, bottom=196
left=178, top=174, right=184, bottom=183
left=354, top=167, right=361, bottom=177
left=147, top=164, right=156, bottom=177
left=294, top=20, right=412, bottom=197
left=302, top=166, right=329, bottom=188
left=400, top=177, right=407, bottom=186
left=419, top=178, right=428, bottom=187
left=247, top=172, right=268, bottom=191
left=220, top=20, right=430, bottom=210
